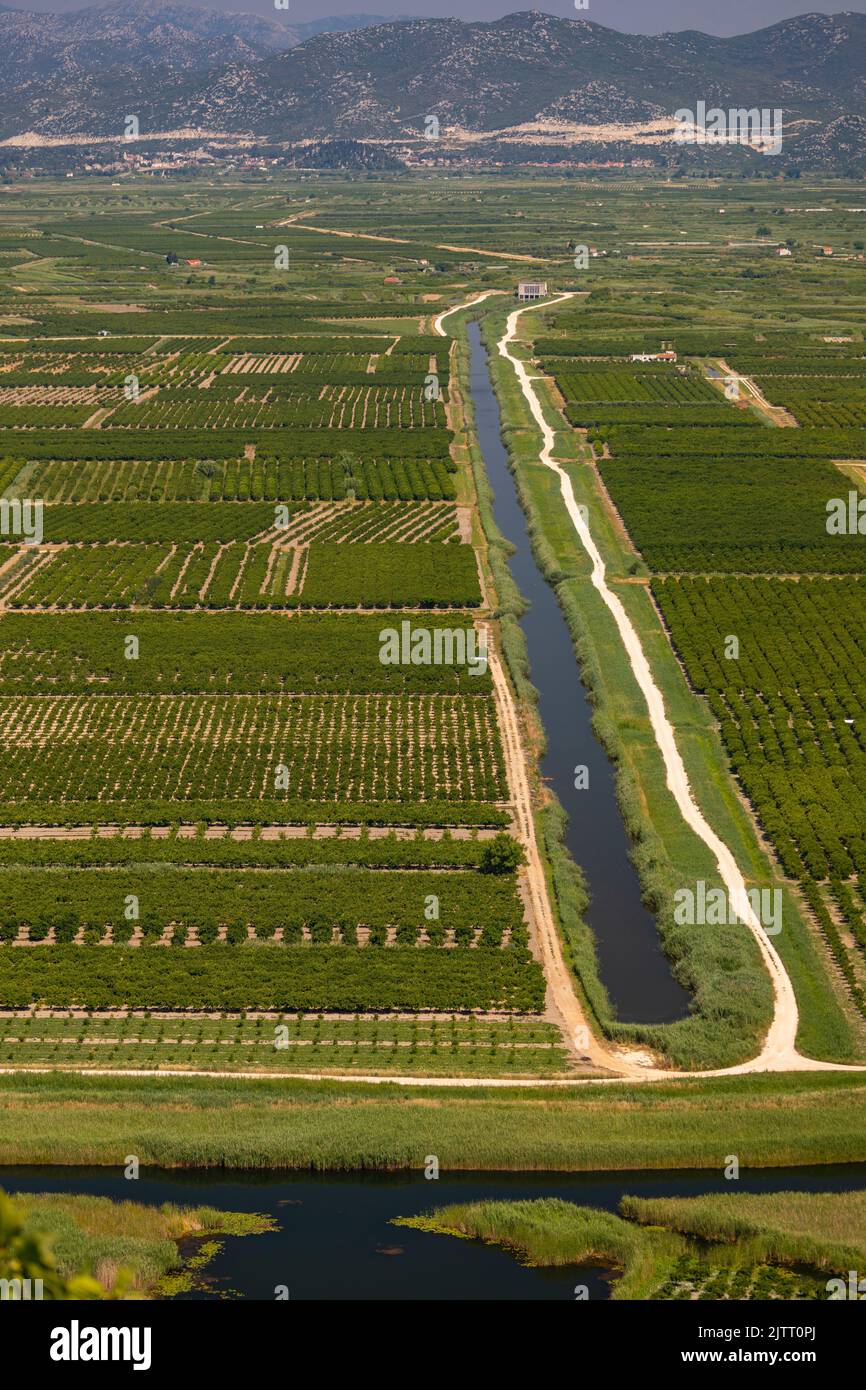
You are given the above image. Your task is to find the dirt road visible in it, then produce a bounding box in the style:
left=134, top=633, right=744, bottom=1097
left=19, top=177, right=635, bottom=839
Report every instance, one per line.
left=277, top=221, right=542, bottom=263
left=497, top=296, right=848, bottom=1077
left=484, top=623, right=618, bottom=1072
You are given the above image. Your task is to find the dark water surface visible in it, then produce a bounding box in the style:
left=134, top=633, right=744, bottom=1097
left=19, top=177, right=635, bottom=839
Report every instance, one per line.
left=3, top=1163, right=864, bottom=1301
left=468, top=321, right=688, bottom=1021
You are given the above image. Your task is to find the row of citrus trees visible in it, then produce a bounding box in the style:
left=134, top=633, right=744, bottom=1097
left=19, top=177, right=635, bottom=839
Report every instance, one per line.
left=0, top=944, right=545, bottom=1012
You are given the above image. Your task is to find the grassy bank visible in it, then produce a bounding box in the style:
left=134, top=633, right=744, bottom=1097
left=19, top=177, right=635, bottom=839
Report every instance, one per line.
left=1, top=1071, right=866, bottom=1170
left=396, top=1197, right=674, bottom=1299
left=395, top=1189, right=865, bottom=1300
left=623, top=1189, right=866, bottom=1276
left=2, top=1189, right=274, bottom=1297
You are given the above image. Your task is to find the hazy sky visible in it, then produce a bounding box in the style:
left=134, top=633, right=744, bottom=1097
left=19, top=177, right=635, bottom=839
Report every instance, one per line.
left=14, top=0, right=866, bottom=38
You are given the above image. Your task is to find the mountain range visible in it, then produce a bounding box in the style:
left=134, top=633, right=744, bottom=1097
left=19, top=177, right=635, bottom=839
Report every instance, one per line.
left=0, top=5, right=865, bottom=169
left=0, top=3, right=407, bottom=98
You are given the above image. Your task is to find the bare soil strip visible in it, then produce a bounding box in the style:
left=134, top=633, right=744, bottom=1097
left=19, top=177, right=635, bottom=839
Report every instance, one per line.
left=275, top=219, right=543, bottom=263
left=712, top=359, right=799, bottom=426
left=484, top=625, right=611, bottom=1070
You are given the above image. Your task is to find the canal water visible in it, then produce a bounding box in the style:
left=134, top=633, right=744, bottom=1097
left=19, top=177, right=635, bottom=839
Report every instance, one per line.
left=467, top=321, right=688, bottom=1021
left=3, top=1162, right=863, bottom=1301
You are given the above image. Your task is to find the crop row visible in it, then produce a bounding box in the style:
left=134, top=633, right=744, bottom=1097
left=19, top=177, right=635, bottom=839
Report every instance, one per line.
left=270, top=501, right=460, bottom=546
left=778, top=401, right=866, bottom=428
left=35, top=502, right=277, bottom=544
left=0, top=827, right=503, bottom=870
left=20, top=456, right=456, bottom=504
left=803, top=882, right=866, bottom=1019
left=0, top=866, right=523, bottom=937
left=0, top=427, right=452, bottom=461
left=220, top=351, right=444, bottom=386
left=0, top=612, right=491, bottom=695
left=104, top=384, right=447, bottom=432
left=0, top=943, right=545, bottom=1012
left=1, top=538, right=479, bottom=610
left=0, top=385, right=117, bottom=406
left=569, top=403, right=745, bottom=429
left=601, top=425, right=866, bottom=459
left=0, top=693, right=507, bottom=806
left=0, top=404, right=95, bottom=427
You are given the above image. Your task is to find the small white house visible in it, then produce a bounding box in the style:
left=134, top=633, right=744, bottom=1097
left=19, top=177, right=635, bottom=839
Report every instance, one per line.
left=516, top=280, right=548, bottom=301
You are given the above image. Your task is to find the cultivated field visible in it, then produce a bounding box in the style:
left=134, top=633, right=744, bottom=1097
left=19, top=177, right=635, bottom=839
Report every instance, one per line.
left=0, top=181, right=551, bottom=1076
left=1, top=173, right=866, bottom=1090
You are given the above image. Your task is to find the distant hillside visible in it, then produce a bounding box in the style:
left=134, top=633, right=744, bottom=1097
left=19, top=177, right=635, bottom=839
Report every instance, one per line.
left=0, top=3, right=411, bottom=115
left=1, top=6, right=865, bottom=169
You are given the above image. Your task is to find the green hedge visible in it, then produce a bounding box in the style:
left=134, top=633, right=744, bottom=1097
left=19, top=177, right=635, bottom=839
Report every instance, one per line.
left=0, top=946, right=545, bottom=1012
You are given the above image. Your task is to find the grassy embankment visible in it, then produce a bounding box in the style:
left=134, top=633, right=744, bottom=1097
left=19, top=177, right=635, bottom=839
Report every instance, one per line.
left=3, top=1189, right=275, bottom=1296
left=472, top=302, right=859, bottom=1070
left=450, top=320, right=600, bottom=1066
left=2, top=1071, right=866, bottom=1169
left=623, top=1189, right=866, bottom=1274
left=395, top=1189, right=866, bottom=1300
left=396, top=1198, right=680, bottom=1299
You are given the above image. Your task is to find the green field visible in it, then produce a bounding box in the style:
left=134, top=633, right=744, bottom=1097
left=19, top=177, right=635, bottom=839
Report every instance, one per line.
left=0, top=171, right=864, bottom=1094
left=0, top=175, right=553, bottom=1068
left=1, top=1070, right=865, bottom=1169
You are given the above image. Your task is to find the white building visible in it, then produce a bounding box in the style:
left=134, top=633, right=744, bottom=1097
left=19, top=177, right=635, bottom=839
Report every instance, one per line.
left=516, top=281, right=548, bottom=300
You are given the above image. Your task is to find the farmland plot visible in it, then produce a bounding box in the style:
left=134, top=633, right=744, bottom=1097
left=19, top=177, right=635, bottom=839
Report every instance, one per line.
left=0, top=536, right=479, bottom=609
left=0, top=1012, right=567, bottom=1077
left=0, top=865, right=523, bottom=940
left=653, top=576, right=866, bottom=883
left=0, top=611, right=490, bottom=694
left=0, top=941, right=544, bottom=1014
left=14, top=456, right=456, bottom=503
left=103, top=384, right=446, bottom=432
left=600, top=456, right=866, bottom=574
left=0, top=189, right=555, bottom=1066
left=0, top=692, right=507, bottom=809
left=655, top=574, right=866, bottom=1019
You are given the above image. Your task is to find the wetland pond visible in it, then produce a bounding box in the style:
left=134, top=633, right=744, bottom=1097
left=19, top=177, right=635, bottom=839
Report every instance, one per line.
left=4, top=1162, right=864, bottom=1301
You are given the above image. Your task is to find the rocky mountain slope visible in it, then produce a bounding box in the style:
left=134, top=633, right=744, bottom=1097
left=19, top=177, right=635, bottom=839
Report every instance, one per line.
left=0, top=5, right=864, bottom=168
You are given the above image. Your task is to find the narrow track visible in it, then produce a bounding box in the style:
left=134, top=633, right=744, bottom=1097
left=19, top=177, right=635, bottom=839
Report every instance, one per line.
left=497, top=295, right=866, bottom=1079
